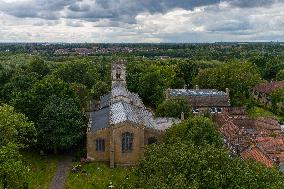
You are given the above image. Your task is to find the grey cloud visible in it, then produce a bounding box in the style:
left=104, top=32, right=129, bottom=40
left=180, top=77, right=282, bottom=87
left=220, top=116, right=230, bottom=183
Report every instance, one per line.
left=227, top=0, right=283, bottom=8
left=65, top=20, right=84, bottom=27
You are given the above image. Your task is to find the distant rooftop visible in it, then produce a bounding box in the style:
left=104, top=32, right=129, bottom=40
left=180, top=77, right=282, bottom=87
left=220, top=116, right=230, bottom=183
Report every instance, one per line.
left=254, top=81, right=284, bottom=95
left=169, top=89, right=227, bottom=97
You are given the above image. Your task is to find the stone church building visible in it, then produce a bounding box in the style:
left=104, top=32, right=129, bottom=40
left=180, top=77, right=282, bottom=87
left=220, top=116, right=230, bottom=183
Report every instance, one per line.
left=87, top=60, right=179, bottom=167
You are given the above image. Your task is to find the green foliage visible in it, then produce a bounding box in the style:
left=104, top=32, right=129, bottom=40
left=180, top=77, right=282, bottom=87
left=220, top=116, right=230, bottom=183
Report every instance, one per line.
left=175, top=60, right=198, bottom=88
left=0, top=104, right=36, bottom=148
left=1, top=71, right=38, bottom=102
left=27, top=57, right=50, bottom=78
left=91, top=80, right=110, bottom=100
left=13, top=76, right=77, bottom=122
left=38, top=95, right=85, bottom=151
left=122, top=143, right=284, bottom=189
left=276, top=69, right=284, bottom=81
left=165, top=116, right=223, bottom=147
left=250, top=55, right=284, bottom=80
left=270, top=89, right=284, bottom=115
left=193, top=61, right=262, bottom=106
left=156, top=98, right=191, bottom=119
left=121, top=116, right=284, bottom=188
left=53, top=61, right=98, bottom=89
left=0, top=104, right=36, bottom=188
left=0, top=143, right=29, bottom=189
left=127, top=60, right=176, bottom=107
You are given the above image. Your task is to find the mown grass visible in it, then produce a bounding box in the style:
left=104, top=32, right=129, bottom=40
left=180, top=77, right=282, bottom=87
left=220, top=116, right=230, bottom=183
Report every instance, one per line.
left=22, top=152, right=59, bottom=189
left=66, top=162, right=130, bottom=189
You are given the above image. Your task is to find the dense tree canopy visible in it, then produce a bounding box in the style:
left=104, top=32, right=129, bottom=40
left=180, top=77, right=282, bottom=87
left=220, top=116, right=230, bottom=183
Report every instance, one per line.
left=193, top=61, right=262, bottom=106
left=155, top=98, right=191, bottom=119
left=0, top=104, right=36, bottom=188
left=270, top=89, right=284, bottom=115
left=122, top=116, right=284, bottom=189
left=0, top=104, right=36, bottom=148
left=38, top=96, right=85, bottom=152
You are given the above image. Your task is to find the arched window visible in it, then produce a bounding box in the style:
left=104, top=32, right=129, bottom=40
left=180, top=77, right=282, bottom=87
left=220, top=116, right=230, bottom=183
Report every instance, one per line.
left=116, top=67, right=122, bottom=79
left=148, top=137, right=157, bottom=145
left=122, top=132, right=133, bottom=153
left=96, top=138, right=105, bottom=152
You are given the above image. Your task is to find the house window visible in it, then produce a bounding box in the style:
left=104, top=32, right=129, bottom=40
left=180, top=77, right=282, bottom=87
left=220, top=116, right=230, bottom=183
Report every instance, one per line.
left=122, top=132, right=133, bottom=153
left=192, top=107, right=199, bottom=114
left=96, top=138, right=105, bottom=152
left=210, top=107, right=217, bottom=113
left=217, top=107, right=222, bottom=113
left=148, top=137, right=157, bottom=145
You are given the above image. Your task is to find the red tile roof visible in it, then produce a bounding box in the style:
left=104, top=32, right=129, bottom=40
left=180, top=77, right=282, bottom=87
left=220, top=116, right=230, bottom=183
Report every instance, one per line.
left=254, top=81, right=284, bottom=95
left=241, top=146, right=274, bottom=167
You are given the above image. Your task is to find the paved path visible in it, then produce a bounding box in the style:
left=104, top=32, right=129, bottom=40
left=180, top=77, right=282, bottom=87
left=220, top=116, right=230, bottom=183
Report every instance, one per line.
left=49, top=156, right=73, bottom=189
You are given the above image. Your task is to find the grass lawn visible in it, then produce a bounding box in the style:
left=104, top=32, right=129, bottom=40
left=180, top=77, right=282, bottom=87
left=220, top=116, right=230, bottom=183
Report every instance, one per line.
left=22, top=152, right=59, bottom=189
left=66, top=162, right=130, bottom=189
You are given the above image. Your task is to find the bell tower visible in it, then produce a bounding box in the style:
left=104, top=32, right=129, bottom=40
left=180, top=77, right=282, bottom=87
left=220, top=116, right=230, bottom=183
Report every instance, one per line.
left=111, top=60, right=126, bottom=87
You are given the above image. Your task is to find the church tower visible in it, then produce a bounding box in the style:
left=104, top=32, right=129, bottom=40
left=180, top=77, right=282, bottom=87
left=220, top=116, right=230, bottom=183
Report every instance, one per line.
left=111, top=60, right=126, bottom=87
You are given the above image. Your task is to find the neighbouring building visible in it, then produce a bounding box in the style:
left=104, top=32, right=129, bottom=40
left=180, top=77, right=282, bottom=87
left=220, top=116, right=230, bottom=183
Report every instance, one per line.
left=165, top=86, right=230, bottom=114
left=214, top=109, right=284, bottom=170
left=253, top=81, right=284, bottom=105
left=87, top=60, right=180, bottom=167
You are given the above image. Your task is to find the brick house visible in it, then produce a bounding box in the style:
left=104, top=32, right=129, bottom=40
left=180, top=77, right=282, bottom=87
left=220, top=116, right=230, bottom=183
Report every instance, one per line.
left=253, top=81, right=284, bottom=105
left=165, top=86, right=230, bottom=114
left=87, top=61, right=180, bottom=167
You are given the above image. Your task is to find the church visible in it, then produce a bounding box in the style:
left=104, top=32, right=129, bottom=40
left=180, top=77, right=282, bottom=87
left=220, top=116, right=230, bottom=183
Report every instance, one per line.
left=87, top=60, right=180, bottom=167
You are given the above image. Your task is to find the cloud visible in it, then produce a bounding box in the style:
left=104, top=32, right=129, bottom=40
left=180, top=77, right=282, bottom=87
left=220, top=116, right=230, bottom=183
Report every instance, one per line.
left=0, top=0, right=283, bottom=42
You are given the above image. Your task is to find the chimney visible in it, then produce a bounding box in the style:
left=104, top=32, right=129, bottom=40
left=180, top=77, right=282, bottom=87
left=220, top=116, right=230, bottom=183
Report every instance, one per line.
left=181, top=112, right=185, bottom=121
left=195, top=85, right=199, bottom=90
left=165, top=88, right=170, bottom=99
left=226, top=88, right=230, bottom=95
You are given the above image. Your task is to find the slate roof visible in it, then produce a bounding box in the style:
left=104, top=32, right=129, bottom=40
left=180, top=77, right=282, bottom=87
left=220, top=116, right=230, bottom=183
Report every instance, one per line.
left=100, top=94, right=111, bottom=108
left=89, top=107, right=109, bottom=132
left=168, top=89, right=230, bottom=107
left=169, top=89, right=226, bottom=97
left=110, top=101, right=139, bottom=125
left=253, top=81, right=284, bottom=95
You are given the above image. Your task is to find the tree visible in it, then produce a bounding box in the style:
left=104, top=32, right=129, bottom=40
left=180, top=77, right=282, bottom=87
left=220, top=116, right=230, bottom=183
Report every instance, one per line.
left=12, top=76, right=77, bottom=122
left=53, top=61, right=98, bottom=89
left=155, top=98, right=191, bottom=119
left=0, top=104, right=36, bottom=148
left=175, top=60, right=198, bottom=88
left=121, top=116, right=284, bottom=188
left=0, top=143, right=29, bottom=188
left=193, top=61, right=262, bottom=106
left=0, top=104, right=36, bottom=188
left=38, top=95, right=85, bottom=152
left=276, top=69, right=284, bottom=81
left=1, top=71, right=38, bottom=102
left=165, top=116, right=223, bottom=147
left=27, top=57, right=50, bottom=78
left=250, top=55, right=284, bottom=80
left=121, top=143, right=284, bottom=189
left=270, top=89, right=284, bottom=115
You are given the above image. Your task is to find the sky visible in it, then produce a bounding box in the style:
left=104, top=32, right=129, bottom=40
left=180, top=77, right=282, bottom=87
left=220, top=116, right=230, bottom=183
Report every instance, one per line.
left=0, top=0, right=284, bottom=43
